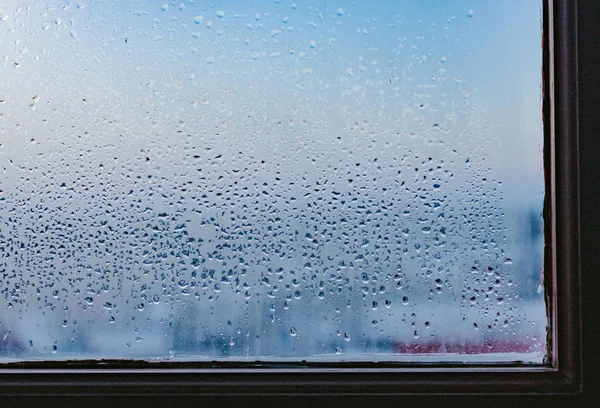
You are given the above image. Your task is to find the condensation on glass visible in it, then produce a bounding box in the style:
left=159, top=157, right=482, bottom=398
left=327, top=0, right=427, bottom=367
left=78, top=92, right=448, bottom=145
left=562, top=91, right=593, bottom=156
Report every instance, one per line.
left=0, top=1, right=546, bottom=363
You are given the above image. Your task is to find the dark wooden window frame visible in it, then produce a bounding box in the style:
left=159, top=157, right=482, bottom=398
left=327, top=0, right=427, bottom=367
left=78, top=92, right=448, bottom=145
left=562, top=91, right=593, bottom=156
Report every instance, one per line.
left=1, top=0, right=597, bottom=405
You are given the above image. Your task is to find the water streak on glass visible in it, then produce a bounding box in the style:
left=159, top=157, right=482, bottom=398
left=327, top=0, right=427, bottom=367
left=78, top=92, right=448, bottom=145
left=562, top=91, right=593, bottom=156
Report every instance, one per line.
left=0, top=0, right=546, bottom=363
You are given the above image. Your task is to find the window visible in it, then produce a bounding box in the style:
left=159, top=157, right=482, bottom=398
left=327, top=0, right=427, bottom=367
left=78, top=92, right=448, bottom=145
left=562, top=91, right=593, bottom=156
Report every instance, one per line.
left=0, top=0, right=595, bottom=405
left=0, top=0, right=547, bottom=364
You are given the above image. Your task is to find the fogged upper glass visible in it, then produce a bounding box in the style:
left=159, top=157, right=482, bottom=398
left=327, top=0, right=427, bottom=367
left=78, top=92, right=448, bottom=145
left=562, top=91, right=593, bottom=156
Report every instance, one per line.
left=0, top=1, right=546, bottom=363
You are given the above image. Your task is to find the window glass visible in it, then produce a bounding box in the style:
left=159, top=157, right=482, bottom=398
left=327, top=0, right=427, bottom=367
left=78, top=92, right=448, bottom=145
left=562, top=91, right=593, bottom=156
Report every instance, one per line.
left=0, top=0, right=545, bottom=363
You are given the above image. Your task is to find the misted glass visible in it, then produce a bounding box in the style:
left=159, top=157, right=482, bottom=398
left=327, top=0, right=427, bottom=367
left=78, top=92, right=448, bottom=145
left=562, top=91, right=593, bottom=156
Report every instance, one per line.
left=0, top=0, right=546, bottom=363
